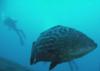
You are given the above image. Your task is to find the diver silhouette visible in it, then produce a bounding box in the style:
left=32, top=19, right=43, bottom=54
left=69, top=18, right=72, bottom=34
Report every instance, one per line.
left=4, top=17, right=26, bottom=46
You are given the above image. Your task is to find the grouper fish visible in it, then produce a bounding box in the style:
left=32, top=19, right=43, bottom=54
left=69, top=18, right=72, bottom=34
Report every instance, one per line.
left=30, top=25, right=97, bottom=71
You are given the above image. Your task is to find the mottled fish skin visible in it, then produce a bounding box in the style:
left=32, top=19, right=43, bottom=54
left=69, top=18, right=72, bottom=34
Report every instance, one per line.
left=30, top=25, right=97, bottom=70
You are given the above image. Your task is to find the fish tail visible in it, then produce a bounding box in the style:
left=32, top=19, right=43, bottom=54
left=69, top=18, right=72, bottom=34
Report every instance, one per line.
left=30, top=42, right=38, bottom=64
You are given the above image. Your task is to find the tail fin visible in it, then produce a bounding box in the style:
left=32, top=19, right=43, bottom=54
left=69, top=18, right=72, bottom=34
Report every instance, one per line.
left=30, top=42, right=37, bottom=64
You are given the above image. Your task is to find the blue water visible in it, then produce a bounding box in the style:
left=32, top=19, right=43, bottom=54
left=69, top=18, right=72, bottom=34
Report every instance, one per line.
left=0, top=0, right=100, bottom=71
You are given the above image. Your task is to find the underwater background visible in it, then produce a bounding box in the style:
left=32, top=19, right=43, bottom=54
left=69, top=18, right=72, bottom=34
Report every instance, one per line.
left=0, top=0, right=100, bottom=71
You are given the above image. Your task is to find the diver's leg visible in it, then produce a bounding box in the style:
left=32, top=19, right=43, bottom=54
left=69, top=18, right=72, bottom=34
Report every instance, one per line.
left=19, top=29, right=26, bottom=38
left=15, top=29, right=24, bottom=46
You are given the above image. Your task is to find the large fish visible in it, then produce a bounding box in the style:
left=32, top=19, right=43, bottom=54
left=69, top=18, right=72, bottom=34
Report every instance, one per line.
left=30, top=25, right=97, bottom=71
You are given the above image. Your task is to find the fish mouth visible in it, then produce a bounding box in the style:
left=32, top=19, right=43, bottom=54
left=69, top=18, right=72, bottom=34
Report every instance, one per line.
left=69, top=41, right=97, bottom=59
left=91, top=41, right=97, bottom=48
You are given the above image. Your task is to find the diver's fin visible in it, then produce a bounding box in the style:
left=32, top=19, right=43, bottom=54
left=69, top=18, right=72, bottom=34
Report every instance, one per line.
left=49, top=61, right=59, bottom=70
left=68, top=62, right=74, bottom=71
left=71, top=61, right=78, bottom=70
left=68, top=61, right=78, bottom=71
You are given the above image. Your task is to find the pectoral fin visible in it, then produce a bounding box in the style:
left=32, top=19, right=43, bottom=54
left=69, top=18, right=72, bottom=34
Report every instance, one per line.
left=49, top=61, right=59, bottom=70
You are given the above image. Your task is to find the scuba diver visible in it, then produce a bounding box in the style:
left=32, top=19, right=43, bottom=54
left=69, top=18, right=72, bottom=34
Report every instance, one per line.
left=3, top=17, right=26, bottom=46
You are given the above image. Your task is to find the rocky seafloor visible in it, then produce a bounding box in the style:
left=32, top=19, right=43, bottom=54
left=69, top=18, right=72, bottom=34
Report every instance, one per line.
left=0, top=57, right=32, bottom=71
